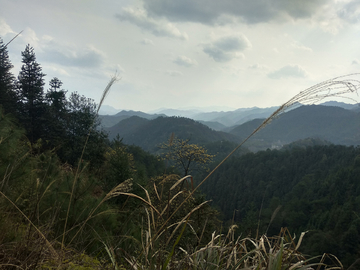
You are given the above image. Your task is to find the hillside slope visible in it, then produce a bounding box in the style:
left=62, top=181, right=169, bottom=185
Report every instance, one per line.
left=229, top=105, right=360, bottom=148
left=106, top=116, right=240, bottom=153
left=200, top=144, right=360, bottom=266
left=99, top=110, right=164, bottom=128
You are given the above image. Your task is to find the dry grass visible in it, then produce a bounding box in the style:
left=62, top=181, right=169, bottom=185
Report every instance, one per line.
left=151, top=74, right=360, bottom=246
left=112, top=74, right=359, bottom=269
left=61, top=75, right=119, bottom=249
left=1, top=73, right=359, bottom=269
left=115, top=177, right=343, bottom=269
left=0, top=75, right=119, bottom=269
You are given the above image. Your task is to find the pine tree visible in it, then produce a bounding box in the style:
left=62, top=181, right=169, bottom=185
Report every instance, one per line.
left=46, top=77, right=67, bottom=111
left=44, top=77, right=68, bottom=149
left=17, top=44, right=46, bottom=142
left=0, top=37, right=17, bottom=115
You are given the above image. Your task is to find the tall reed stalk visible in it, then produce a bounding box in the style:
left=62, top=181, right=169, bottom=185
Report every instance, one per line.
left=148, top=73, right=360, bottom=254
left=61, top=75, right=118, bottom=250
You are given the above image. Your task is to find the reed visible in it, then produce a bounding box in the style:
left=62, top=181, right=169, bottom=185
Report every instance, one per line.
left=151, top=73, right=360, bottom=244
left=61, top=75, right=119, bottom=249
left=1, top=67, right=359, bottom=269
left=113, top=74, right=359, bottom=269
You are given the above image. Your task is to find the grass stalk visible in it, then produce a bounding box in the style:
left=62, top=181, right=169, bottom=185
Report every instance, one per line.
left=0, top=190, right=58, bottom=259
left=151, top=73, right=360, bottom=246
left=61, top=75, right=118, bottom=249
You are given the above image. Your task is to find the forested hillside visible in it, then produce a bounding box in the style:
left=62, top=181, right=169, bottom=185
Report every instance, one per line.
left=0, top=38, right=220, bottom=268
left=99, top=110, right=164, bottom=127
left=228, top=105, right=360, bottom=151
left=201, top=144, right=360, bottom=266
left=103, top=104, right=360, bottom=153
left=1, top=37, right=360, bottom=269
left=106, top=115, right=240, bottom=153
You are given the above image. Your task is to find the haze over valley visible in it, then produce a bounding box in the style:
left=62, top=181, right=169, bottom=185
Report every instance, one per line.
left=100, top=101, right=360, bottom=152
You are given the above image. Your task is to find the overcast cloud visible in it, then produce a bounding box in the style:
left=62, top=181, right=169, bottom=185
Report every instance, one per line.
left=116, top=7, right=188, bottom=40
left=268, top=65, right=308, bottom=79
left=143, top=0, right=331, bottom=24
left=0, top=0, right=359, bottom=112
left=173, top=56, right=197, bottom=67
left=337, top=0, right=360, bottom=23
left=0, top=18, right=14, bottom=36
left=42, top=42, right=105, bottom=68
left=203, top=34, right=251, bottom=62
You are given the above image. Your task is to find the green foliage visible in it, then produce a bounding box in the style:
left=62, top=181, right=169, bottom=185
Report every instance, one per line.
left=107, top=116, right=240, bottom=153
left=202, top=144, right=360, bottom=266
left=1, top=41, right=358, bottom=269
left=0, top=106, right=118, bottom=267
left=43, top=77, right=68, bottom=148
left=230, top=105, right=360, bottom=149
left=0, top=37, right=17, bottom=115
left=101, top=136, right=135, bottom=195
left=159, top=135, right=215, bottom=176
left=17, top=44, right=46, bottom=143
left=59, top=91, right=108, bottom=168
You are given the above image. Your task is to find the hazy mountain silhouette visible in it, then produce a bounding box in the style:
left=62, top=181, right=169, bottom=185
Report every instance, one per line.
left=106, top=116, right=240, bottom=153
left=99, top=110, right=165, bottom=128
left=229, top=105, right=360, bottom=149
left=102, top=103, right=360, bottom=152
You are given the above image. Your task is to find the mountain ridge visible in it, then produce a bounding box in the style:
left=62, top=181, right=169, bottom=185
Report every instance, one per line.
left=102, top=103, right=360, bottom=153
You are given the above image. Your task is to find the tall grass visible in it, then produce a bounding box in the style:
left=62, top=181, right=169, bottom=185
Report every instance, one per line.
left=61, top=75, right=119, bottom=249
left=110, top=74, right=359, bottom=268
left=0, top=73, right=359, bottom=269
left=148, top=73, right=360, bottom=251
left=0, top=76, right=119, bottom=268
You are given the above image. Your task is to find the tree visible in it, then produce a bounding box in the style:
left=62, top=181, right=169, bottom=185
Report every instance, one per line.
left=44, top=77, right=68, bottom=149
left=0, top=37, right=17, bottom=115
left=102, top=136, right=135, bottom=197
left=17, top=44, right=46, bottom=142
left=159, top=135, right=215, bottom=176
left=46, top=77, right=67, bottom=112
left=60, top=91, right=108, bottom=167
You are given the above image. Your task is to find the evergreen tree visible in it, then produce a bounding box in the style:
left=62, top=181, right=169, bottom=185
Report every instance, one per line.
left=60, top=91, right=108, bottom=168
left=0, top=37, right=17, bottom=115
left=17, top=44, right=46, bottom=142
left=46, top=77, right=67, bottom=111
left=44, top=77, right=68, bottom=149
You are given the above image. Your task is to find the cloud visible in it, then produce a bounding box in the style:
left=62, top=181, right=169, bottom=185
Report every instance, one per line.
left=0, top=18, right=15, bottom=36
left=21, top=28, right=40, bottom=47
left=291, top=42, right=312, bottom=52
left=337, top=0, right=360, bottom=23
left=268, top=65, right=308, bottom=79
left=43, top=43, right=105, bottom=68
left=203, top=34, right=251, bottom=62
left=141, top=38, right=154, bottom=45
left=165, top=70, right=183, bottom=76
left=248, top=64, right=269, bottom=70
left=142, top=0, right=330, bottom=25
left=352, top=59, right=360, bottom=65
left=173, top=55, right=197, bottom=67
left=115, top=7, right=188, bottom=40
left=6, top=27, right=105, bottom=70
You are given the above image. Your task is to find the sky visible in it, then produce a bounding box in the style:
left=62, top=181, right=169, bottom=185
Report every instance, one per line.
left=0, top=0, right=360, bottom=112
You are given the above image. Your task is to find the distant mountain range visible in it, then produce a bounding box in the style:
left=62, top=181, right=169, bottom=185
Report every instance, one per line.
left=98, top=105, right=122, bottom=115
left=229, top=105, right=360, bottom=151
left=99, top=110, right=166, bottom=128
left=100, top=101, right=359, bottom=130
left=101, top=102, right=360, bottom=153
left=106, top=116, right=239, bottom=153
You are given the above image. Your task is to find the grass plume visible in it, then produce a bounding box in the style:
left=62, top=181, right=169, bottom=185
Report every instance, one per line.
left=62, top=74, right=119, bottom=249
left=150, top=73, right=360, bottom=250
